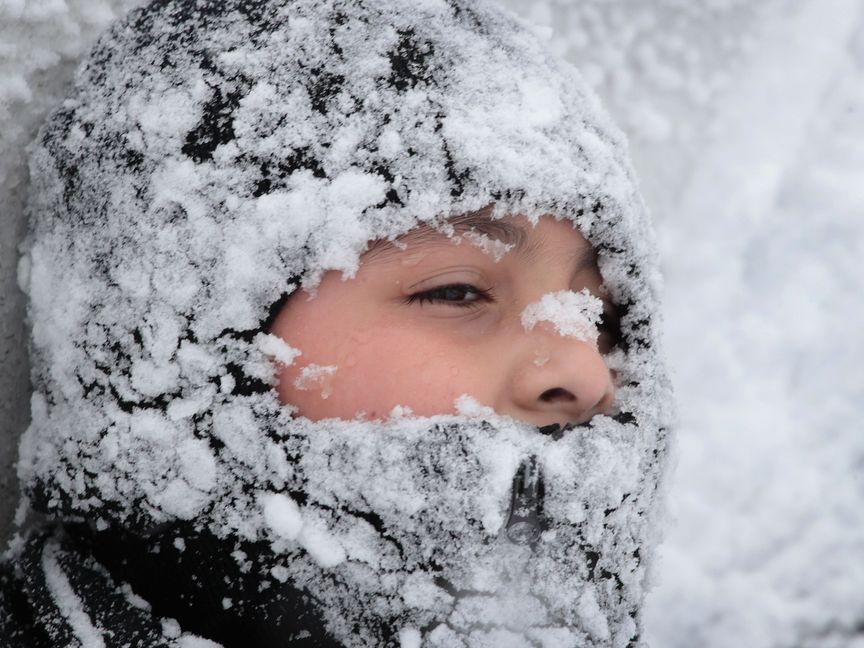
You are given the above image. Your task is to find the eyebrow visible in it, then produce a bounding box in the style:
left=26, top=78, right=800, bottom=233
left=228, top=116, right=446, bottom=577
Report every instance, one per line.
left=363, top=207, right=534, bottom=262
left=363, top=208, right=599, bottom=280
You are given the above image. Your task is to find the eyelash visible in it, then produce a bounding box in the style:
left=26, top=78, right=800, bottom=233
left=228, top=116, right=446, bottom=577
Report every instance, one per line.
left=405, top=284, right=621, bottom=345
left=405, top=283, right=494, bottom=308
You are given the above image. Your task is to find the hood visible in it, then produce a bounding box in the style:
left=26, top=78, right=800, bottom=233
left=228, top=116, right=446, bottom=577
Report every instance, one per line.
left=17, top=0, right=673, bottom=645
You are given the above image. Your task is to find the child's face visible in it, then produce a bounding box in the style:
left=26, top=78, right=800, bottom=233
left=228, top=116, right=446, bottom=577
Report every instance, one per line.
left=269, top=214, right=618, bottom=428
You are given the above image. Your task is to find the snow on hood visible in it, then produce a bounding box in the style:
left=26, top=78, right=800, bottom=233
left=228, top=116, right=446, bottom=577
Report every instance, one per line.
left=17, top=0, right=673, bottom=644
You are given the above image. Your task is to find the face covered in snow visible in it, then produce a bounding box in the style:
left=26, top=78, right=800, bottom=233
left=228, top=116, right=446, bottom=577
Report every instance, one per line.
left=271, top=213, right=619, bottom=426
left=17, top=0, right=673, bottom=645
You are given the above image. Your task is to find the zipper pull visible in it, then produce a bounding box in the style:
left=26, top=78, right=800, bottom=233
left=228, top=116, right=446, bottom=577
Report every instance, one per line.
left=505, top=456, right=545, bottom=546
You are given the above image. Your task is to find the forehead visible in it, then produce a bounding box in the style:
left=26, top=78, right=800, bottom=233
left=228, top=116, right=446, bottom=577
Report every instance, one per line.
left=364, top=211, right=594, bottom=263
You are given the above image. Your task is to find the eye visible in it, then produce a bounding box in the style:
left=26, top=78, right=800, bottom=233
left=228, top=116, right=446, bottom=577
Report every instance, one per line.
left=405, top=283, right=493, bottom=308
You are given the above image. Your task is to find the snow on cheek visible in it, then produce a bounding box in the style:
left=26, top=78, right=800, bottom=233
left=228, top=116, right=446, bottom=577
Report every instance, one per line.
left=256, top=333, right=302, bottom=366
left=520, top=289, right=604, bottom=347
left=454, top=394, right=496, bottom=419
left=293, top=364, right=338, bottom=399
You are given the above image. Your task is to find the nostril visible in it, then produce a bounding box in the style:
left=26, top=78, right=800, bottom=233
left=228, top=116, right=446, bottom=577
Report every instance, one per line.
left=539, top=387, right=576, bottom=403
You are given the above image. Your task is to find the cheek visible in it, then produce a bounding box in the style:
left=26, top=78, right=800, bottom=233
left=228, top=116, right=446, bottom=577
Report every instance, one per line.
left=278, top=324, right=493, bottom=420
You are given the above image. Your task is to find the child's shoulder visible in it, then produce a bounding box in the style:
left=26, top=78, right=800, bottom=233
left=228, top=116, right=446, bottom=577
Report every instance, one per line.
left=0, top=526, right=180, bottom=648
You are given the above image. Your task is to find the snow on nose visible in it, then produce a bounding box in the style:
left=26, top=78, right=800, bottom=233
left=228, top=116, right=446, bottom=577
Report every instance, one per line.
left=520, top=289, right=604, bottom=348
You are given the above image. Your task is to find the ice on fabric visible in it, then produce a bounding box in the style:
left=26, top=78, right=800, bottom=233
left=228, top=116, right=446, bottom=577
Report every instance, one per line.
left=261, top=492, right=304, bottom=541
left=42, top=540, right=107, bottom=648
left=521, top=289, right=605, bottom=346
left=16, top=0, right=673, bottom=645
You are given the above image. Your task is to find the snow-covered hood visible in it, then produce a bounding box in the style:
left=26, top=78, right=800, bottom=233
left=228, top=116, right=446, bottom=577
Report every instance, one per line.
left=17, top=0, right=673, bottom=645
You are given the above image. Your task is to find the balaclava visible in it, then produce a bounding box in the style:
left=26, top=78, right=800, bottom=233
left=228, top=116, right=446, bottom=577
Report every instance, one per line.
left=16, top=0, right=673, bottom=646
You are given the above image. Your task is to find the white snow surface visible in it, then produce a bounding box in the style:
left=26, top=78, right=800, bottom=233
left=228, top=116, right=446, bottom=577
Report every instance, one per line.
left=3, top=0, right=861, bottom=646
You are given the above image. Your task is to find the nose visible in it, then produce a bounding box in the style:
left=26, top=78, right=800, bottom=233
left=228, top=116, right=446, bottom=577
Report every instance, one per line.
left=497, top=327, right=615, bottom=427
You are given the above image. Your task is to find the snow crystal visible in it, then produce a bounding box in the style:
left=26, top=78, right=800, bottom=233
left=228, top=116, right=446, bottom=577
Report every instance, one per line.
left=176, top=438, right=217, bottom=493
left=166, top=388, right=216, bottom=421
left=256, top=332, right=302, bottom=366
left=454, top=394, right=497, bottom=419
left=120, top=583, right=151, bottom=611
left=270, top=565, right=290, bottom=583
left=218, top=374, right=236, bottom=395
left=401, top=571, right=453, bottom=610
left=297, top=513, right=347, bottom=568
left=521, top=289, right=604, bottom=346
left=461, top=230, right=515, bottom=261
left=577, top=585, right=611, bottom=642
left=399, top=627, right=422, bottom=648
left=152, top=478, right=210, bottom=521
left=292, top=364, right=338, bottom=399
left=387, top=404, right=415, bottom=419
left=130, top=359, right=181, bottom=398
left=260, top=492, right=303, bottom=541
left=176, top=635, right=223, bottom=648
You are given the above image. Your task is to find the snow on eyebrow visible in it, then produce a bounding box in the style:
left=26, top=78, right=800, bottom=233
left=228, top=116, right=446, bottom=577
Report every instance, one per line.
left=363, top=211, right=528, bottom=262
left=521, top=289, right=604, bottom=346
left=461, top=230, right=515, bottom=261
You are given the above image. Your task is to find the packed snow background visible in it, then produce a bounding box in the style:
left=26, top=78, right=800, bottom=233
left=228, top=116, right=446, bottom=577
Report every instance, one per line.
left=1, top=0, right=862, bottom=646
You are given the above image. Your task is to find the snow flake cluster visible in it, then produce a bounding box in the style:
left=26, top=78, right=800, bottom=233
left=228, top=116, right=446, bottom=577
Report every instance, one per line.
left=521, top=289, right=605, bottom=346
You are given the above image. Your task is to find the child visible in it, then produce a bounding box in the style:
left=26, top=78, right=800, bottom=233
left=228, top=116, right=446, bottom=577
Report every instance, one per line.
left=0, top=0, right=672, bottom=646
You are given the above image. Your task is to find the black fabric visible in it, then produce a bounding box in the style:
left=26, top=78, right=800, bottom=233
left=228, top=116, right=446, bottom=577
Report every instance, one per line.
left=84, top=523, right=343, bottom=648
left=0, top=525, right=343, bottom=648
left=0, top=557, right=51, bottom=648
